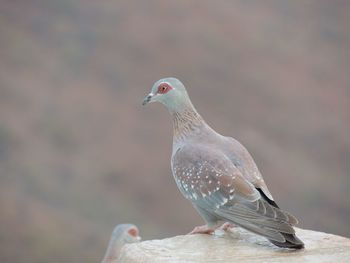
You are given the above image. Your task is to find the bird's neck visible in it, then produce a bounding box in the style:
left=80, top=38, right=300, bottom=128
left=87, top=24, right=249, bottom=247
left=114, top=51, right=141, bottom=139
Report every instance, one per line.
left=171, top=106, right=205, bottom=142
left=101, top=240, right=122, bottom=263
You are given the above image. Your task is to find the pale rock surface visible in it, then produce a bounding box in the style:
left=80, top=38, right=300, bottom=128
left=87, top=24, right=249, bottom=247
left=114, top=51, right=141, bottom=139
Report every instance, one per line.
left=119, top=228, right=350, bottom=263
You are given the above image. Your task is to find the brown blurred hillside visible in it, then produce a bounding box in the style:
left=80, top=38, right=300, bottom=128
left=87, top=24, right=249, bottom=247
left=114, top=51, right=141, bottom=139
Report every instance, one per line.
left=0, top=1, right=349, bottom=262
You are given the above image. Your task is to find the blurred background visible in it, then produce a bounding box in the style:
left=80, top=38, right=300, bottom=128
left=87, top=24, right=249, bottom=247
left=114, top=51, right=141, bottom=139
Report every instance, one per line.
left=1, top=0, right=349, bottom=262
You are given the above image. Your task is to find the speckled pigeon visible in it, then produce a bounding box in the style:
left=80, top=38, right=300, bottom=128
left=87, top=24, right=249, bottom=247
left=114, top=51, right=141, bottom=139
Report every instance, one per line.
left=143, top=77, right=304, bottom=249
left=101, top=224, right=141, bottom=263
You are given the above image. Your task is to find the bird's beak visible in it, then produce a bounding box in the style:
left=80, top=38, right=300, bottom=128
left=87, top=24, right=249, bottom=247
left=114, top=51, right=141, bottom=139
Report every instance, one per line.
left=142, top=93, right=154, bottom=106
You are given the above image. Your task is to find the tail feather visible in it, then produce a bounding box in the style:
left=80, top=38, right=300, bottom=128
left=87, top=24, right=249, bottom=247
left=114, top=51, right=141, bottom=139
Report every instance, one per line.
left=212, top=188, right=304, bottom=249
left=232, top=219, right=285, bottom=243
left=269, top=233, right=304, bottom=249
left=234, top=219, right=305, bottom=249
left=216, top=209, right=305, bottom=249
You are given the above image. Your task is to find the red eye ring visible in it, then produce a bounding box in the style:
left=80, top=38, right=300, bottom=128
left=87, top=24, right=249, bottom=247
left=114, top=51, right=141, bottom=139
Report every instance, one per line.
left=157, top=83, right=172, bottom=94
left=127, top=228, right=138, bottom=237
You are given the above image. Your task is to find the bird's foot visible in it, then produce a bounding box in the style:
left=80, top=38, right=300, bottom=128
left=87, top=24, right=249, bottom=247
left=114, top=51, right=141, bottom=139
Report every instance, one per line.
left=188, top=225, right=215, bottom=235
left=219, top=222, right=236, bottom=232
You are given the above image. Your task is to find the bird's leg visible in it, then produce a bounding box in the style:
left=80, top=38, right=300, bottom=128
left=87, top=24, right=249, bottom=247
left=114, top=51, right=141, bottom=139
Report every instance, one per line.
left=188, top=225, right=216, bottom=235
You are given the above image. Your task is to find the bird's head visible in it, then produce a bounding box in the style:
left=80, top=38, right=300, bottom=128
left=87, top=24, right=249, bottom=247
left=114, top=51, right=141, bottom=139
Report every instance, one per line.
left=112, top=224, right=141, bottom=244
left=142, top=77, right=191, bottom=112
left=102, top=224, right=141, bottom=262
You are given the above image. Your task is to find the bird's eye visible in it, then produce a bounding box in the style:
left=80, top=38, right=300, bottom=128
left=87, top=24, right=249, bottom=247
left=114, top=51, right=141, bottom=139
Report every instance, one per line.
left=157, top=83, right=172, bottom=94
left=127, top=228, right=138, bottom=237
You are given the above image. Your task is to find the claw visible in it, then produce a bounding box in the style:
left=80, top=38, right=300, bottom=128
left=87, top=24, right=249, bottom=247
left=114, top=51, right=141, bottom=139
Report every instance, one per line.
left=188, top=225, right=215, bottom=235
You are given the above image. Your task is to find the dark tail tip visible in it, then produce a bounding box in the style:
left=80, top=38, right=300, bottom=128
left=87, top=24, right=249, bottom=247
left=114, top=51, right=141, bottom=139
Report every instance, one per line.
left=269, top=233, right=305, bottom=249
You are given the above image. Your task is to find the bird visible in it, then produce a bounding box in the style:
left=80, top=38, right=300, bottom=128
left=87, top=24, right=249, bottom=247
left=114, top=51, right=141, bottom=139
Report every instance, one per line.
left=142, top=77, right=304, bottom=249
left=101, top=224, right=141, bottom=263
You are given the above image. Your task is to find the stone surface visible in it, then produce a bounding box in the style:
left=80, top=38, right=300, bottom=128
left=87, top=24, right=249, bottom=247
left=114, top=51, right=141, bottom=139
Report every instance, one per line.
left=119, top=228, right=350, bottom=263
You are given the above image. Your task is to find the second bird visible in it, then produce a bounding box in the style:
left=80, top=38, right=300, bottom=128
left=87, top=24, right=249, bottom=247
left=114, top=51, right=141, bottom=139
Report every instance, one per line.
left=143, top=77, right=304, bottom=249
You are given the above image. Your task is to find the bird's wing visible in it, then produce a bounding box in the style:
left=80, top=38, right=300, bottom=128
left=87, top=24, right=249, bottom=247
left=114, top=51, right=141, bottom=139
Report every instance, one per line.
left=224, top=137, right=298, bottom=225
left=172, top=144, right=260, bottom=205
left=172, top=144, right=297, bottom=242
left=224, top=136, right=275, bottom=202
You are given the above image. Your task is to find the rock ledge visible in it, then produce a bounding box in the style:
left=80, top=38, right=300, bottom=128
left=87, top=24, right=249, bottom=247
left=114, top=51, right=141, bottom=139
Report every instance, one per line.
left=120, top=228, right=350, bottom=263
